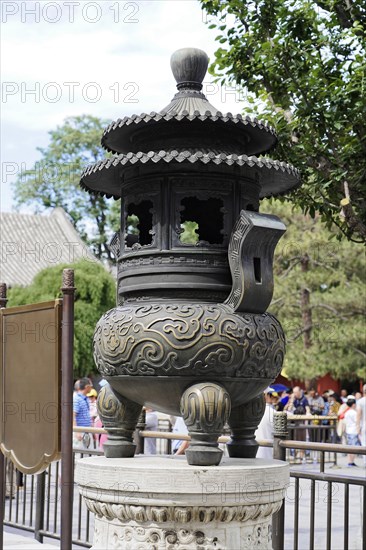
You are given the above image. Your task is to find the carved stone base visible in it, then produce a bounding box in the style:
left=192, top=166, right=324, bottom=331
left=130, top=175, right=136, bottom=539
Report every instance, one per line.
left=91, top=516, right=273, bottom=549
left=76, top=456, right=289, bottom=549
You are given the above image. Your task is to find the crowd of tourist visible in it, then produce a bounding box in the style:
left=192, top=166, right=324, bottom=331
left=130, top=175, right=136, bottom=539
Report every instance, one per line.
left=257, top=384, right=366, bottom=466
left=72, top=378, right=366, bottom=467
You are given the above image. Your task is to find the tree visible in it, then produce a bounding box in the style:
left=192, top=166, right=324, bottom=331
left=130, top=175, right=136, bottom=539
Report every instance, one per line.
left=263, top=199, right=366, bottom=381
left=13, top=115, right=120, bottom=261
left=201, top=0, right=366, bottom=244
left=7, top=260, right=116, bottom=377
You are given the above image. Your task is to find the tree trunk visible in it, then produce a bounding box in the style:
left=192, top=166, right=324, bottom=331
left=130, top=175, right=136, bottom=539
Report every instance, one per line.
left=300, top=254, right=312, bottom=350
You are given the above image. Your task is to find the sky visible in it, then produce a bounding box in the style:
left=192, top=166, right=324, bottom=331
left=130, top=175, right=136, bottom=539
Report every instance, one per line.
left=0, top=0, right=244, bottom=213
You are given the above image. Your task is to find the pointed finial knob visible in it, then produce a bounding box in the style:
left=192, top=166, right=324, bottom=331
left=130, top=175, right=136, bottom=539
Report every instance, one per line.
left=170, top=48, right=209, bottom=91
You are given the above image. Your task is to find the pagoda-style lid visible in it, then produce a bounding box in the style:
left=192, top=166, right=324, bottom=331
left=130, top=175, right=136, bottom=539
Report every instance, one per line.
left=101, top=48, right=277, bottom=156
left=80, top=47, right=300, bottom=198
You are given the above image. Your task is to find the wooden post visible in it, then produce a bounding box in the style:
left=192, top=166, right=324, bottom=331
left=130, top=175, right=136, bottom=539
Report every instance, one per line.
left=0, top=283, right=7, bottom=550
left=135, top=409, right=146, bottom=455
left=272, top=411, right=288, bottom=550
left=61, top=269, right=75, bottom=550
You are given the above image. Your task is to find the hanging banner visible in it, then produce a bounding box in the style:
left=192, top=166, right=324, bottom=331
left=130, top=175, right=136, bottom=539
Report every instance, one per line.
left=0, top=300, right=62, bottom=474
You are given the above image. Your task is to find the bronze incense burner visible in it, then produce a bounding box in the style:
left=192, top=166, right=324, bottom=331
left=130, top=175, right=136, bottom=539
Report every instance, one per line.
left=80, top=48, right=300, bottom=466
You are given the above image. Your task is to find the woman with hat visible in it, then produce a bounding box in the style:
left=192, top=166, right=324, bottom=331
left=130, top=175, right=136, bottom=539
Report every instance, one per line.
left=87, top=387, right=98, bottom=425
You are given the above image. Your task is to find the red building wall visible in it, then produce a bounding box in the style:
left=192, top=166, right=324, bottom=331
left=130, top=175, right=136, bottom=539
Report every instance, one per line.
left=317, top=373, right=340, bottom=395
left=275, top=372, right=341, bottom=394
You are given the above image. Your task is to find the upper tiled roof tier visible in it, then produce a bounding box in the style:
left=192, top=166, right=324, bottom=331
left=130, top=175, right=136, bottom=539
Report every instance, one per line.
left=80, top=47, right=300, bottom=198
left=101, top=110, right=277, bottom=156
left=102, top=48, right=277, bottom=156
left=102, top=47, right=277, bottom=156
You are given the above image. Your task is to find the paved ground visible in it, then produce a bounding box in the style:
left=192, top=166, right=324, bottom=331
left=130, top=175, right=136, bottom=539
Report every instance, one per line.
left=3, top=452, right=365, bottom=550
left=4, top=530, right=57, bottom=549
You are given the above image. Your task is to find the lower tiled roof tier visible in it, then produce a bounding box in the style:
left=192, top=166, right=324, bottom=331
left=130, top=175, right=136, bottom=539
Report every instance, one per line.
left=80, top=150, right=300, bottom=199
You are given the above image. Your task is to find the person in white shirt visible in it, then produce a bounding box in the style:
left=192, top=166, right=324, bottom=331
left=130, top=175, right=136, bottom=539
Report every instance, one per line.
left=144, top=408, right=159, bottom=455
left=172, top=417, right=189, bottom=455
left=340, top=389, right=348, bottom=403
left=344, top=396, right=361, bottom=467
left=356, top=384, right=366, bottom=466
left=255, top=388, right=277, bottom=460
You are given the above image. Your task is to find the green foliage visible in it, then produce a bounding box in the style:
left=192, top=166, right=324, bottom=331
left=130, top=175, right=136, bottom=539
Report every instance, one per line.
left=107, top=198, right=122, bottom=234
left=180, top=221, right=199, bottom=244
left=264, top=199, right=366, bottom=380
left=13, top=115, right=119, bottom=261
left=7, top=260, right=116, bottom=377
left=201, top=0, right=366, bottom=243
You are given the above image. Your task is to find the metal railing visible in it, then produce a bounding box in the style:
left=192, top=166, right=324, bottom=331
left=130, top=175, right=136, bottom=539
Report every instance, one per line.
left=3, top=449, right=100, bottom=548
left=2, top=415, right=365, bottom=549
left=272, top=438, right=366, bottom=550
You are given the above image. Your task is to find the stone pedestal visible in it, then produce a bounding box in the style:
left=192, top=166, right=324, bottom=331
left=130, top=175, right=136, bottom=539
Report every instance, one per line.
left=76, top=456, right=288, bottom=549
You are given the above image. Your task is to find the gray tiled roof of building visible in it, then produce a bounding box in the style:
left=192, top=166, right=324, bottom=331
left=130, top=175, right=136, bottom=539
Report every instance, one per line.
left=0, top=208, right=96, bottom=287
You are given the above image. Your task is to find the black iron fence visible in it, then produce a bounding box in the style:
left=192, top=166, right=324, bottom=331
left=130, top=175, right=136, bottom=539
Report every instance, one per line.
left=271, top=437, right=366, bottom=550
left=3, top=451, right=97, bottom=548
left=2, top=415, right=365, bottom=549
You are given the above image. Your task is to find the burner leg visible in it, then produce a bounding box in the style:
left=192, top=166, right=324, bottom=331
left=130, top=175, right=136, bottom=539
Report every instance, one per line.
left=97, top=384, right=142, bottom=458
left=227, top=394, right=266, bottom=458
left=180, top=382, right=231, bottom=467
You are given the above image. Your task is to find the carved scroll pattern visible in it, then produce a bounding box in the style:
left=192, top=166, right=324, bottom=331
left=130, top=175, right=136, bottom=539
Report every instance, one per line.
left=83, top=499, right=282, bottom=524
left=224, top=212, right=251, bottom=311
left=109, top=527, right=219, bottom=549
left=93, top=304, right=285, bottom=379
left=241, top=523, right=272, bottom=550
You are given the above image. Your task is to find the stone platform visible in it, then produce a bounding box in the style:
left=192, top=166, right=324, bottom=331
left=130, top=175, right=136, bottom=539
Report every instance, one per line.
left=76, top=455, right=289, bottom=549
